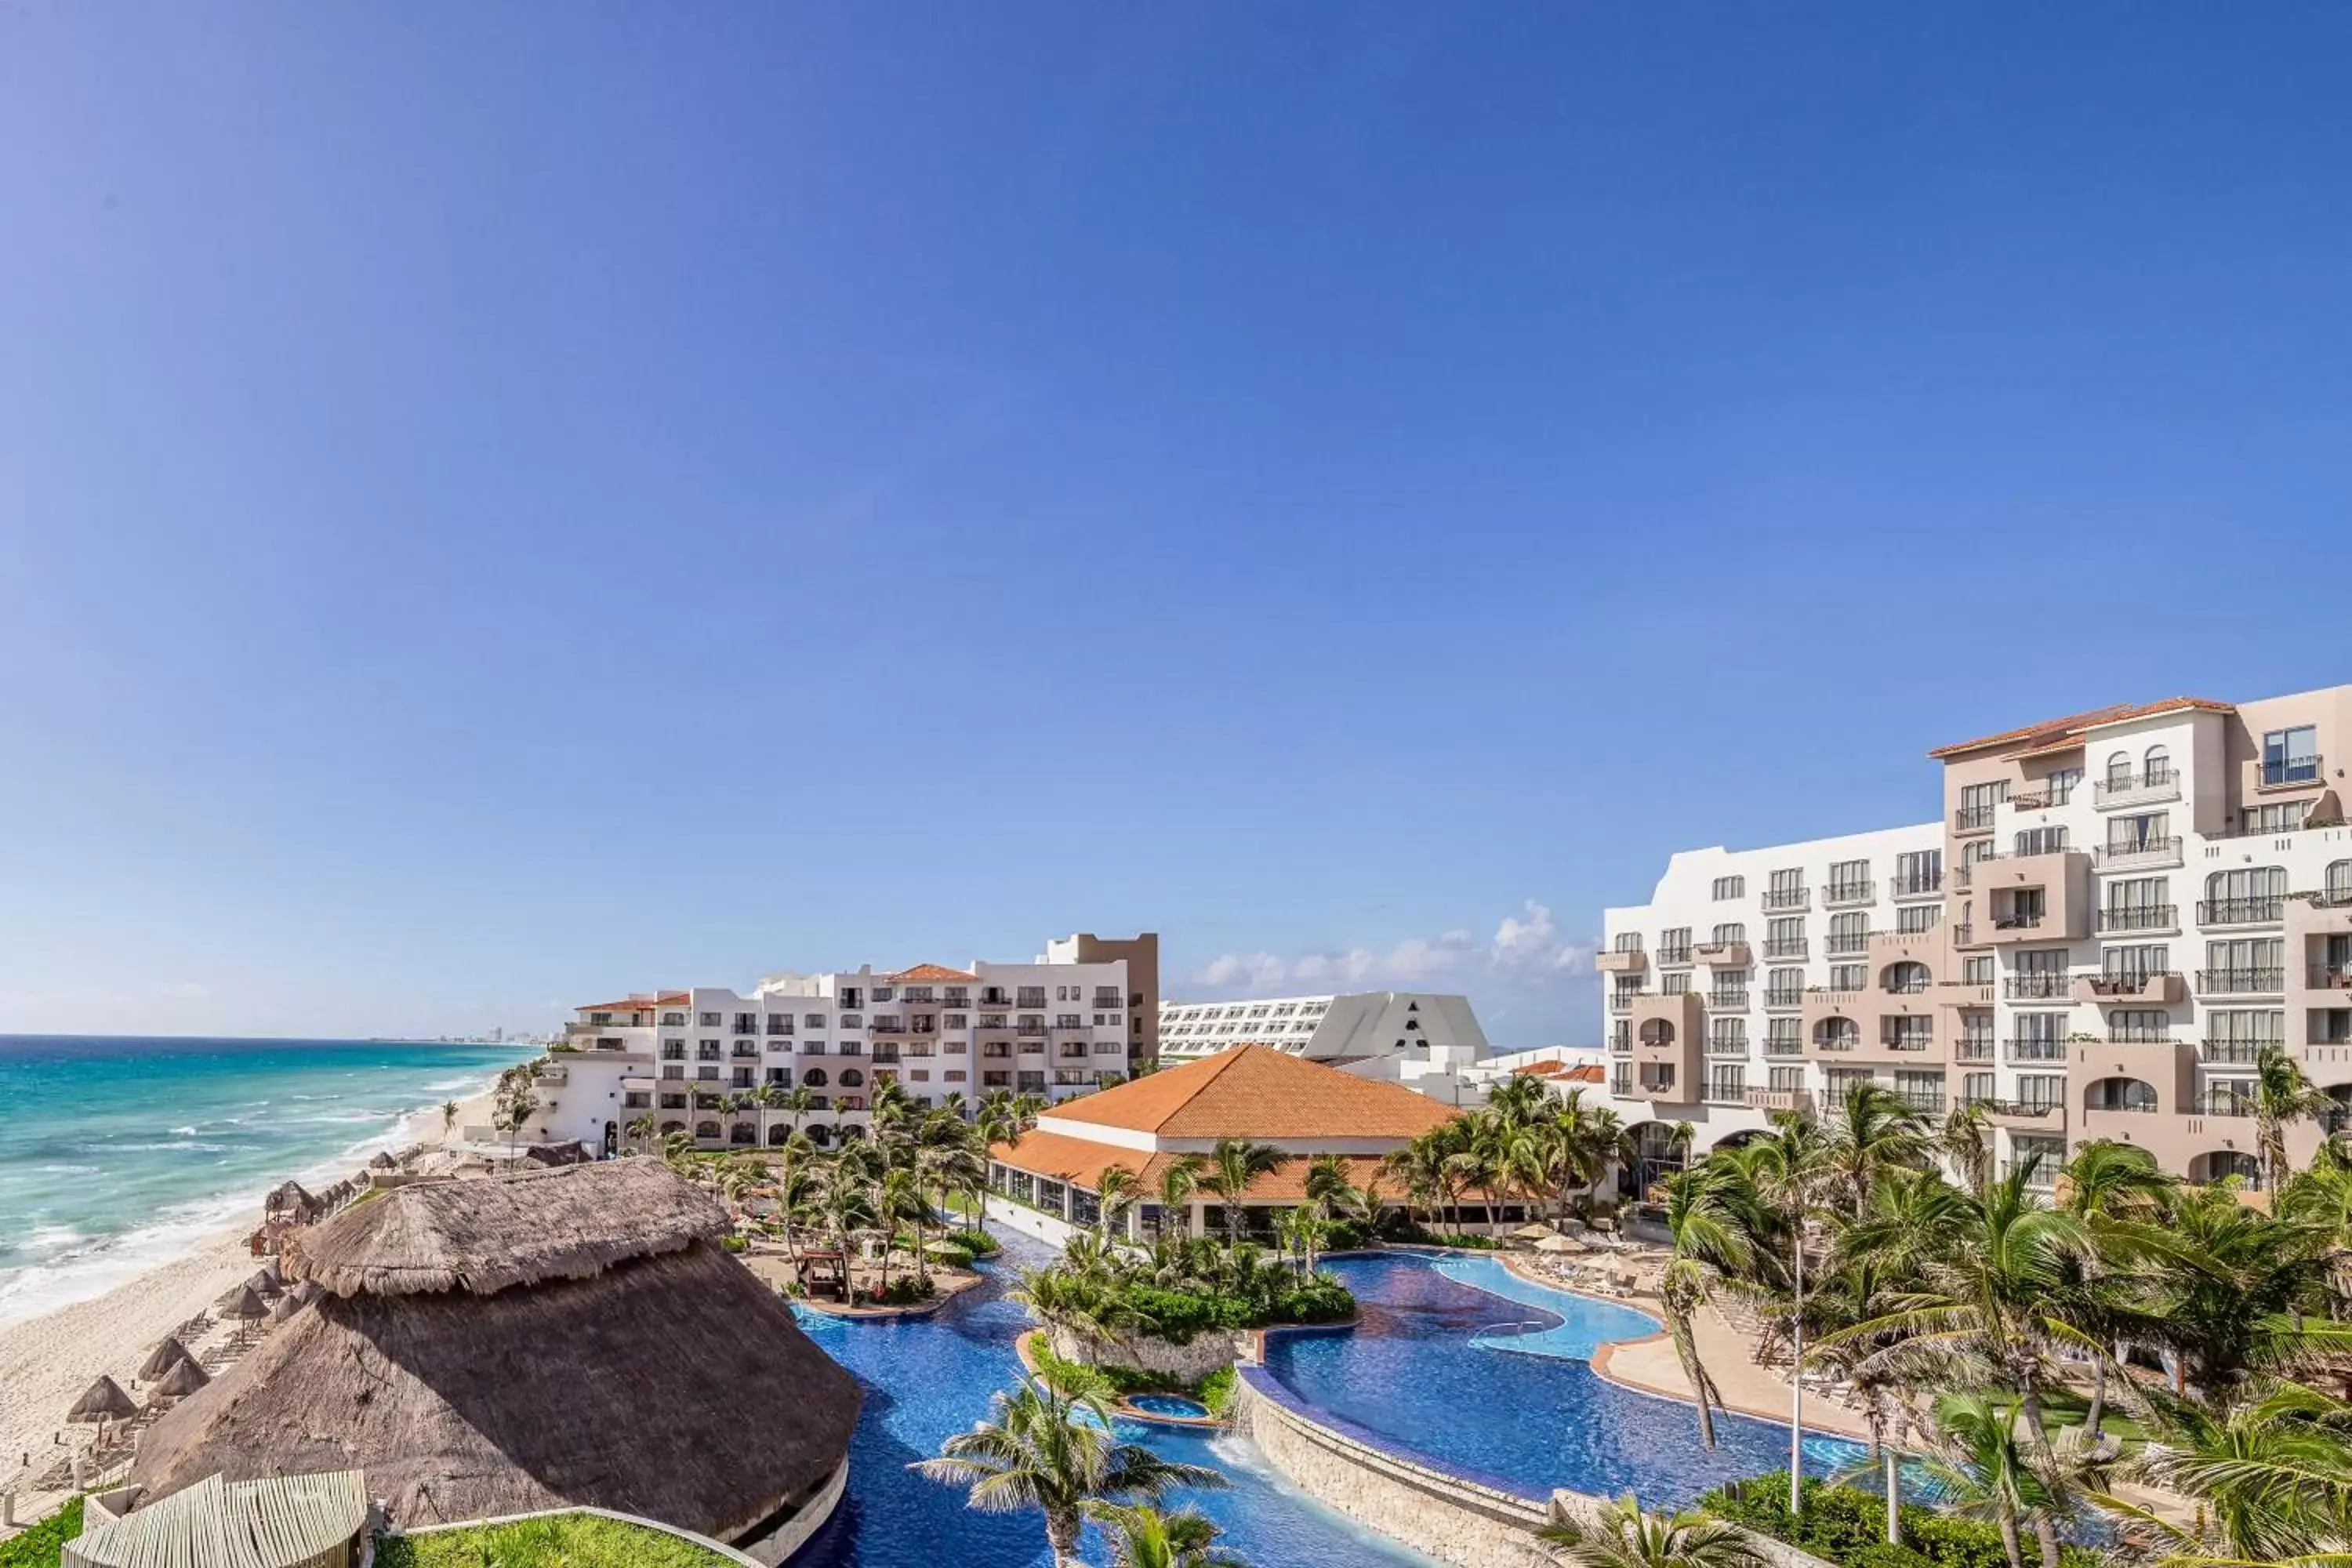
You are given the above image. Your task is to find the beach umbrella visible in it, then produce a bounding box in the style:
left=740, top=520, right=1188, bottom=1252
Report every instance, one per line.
left=67, top=1376, right=138, bottom=1427
left=369, top=1151, right=398, bottom=1171
left=245, top=1268, right=284, bottom=1301
left=138, top=1336, right=198, bottom=1382
left=270, top=1295, right=303, bottom=1325
left=1536, top=1234, right=1588, bottom=1254
left=220, top=1285, right=269, bottom=1342
left=150, top=1358, right=210, bottom=1401
left=1512, top=1221, right=1558, bottom=1241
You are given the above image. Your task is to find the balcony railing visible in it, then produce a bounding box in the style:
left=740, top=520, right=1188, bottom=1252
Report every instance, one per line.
left=1824, top=882, right=1876, bottom=908
left=1764, top=888, right=1811, bottom=912
left=1890, top=874, right=1945, bottom=899
left=2093, top=768, right=2179, bottom=805
left=2198, top=897, right=2285, bottom=926
left=2107, top=1028, right=2174, bottom=1045
left=2099, top=905, right=2177, bottom=933
left=1762, top=987, right=1805, bottom=1008
left=1609, top=992, right=1645, bottom=1013
left=1956, top=1039, right=1995, bottom=1062
left=1762, top=939, right=1809, bottom=960
left=2095, top=837, right=2183, bottom=869
left=2200, top=1039, right=2271, bottom=1065
left=2260, top=755, right=2325, bottom=790
left=1762, top=1037, right=1804, bottom=1056
left=1657, top=946, right=1693, bottom=967
left=2084, top=1097, right=2157, bottom=1114
left=2199, top=967, right=2285, bottom=995
left=1825, top=937, right=1870, bottom=958
left=2194, top=1096, right=2255, bottom=1118
left=2004, top=975, right=2071, bottom=1000
left=2311, top=966, right=2352, bottom=991
left=1955, top=805, right=1997, bottom=833
left=1990, top=912, right=2047, bottom=935
left=1894, top=1093, right=1947, bottom=1116
left=1708, top=991, right=1750, bottom=1011
left=2081, top=970, right=2178, bottom=997
left=2004, top=1038, right=2067, bottom=1062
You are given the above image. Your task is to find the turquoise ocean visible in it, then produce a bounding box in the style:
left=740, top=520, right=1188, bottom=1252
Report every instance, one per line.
left=0, top=1036, right=538, bottom=1327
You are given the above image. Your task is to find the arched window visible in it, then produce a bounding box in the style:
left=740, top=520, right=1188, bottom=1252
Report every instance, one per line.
left=2328, top=860, right=2352, bottom=903
left=1711, top=922, right=1746, bottom=946
left=2205, top=866, right=2285, bottom=924
left=768, top=1125, right=791, bottom=1145
left=659, top=1120, right=684, bottom=1137
left=1637, top=1018, right=1677, bottom=1048
left=803, top=1069, right=828, bottom=1087
left=2106, top=751, right=2132, bottom=788
left=2143, top=744, right=2171, bottom=784
left=694, top=1120, right=720, bottom=1140
left=839, top=1068, right=865, bottom=1087
left=806, top=1123, right=833, bottom=1147
left=1813, top=1016, right=1859, bottom=1050
left=1881, top=961, right=1931, bottom=994
left=729, top=1123, right=755, bottom=1145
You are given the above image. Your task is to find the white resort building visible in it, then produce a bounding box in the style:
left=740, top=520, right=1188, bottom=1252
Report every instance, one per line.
left=1157, top=990, right=1492, bottom=1105
left=1598, top=684, right=2352, bottom=1193
left=523, top=932, right=1160, bottom=1156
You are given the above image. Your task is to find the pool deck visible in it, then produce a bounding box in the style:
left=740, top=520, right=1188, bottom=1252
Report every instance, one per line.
left=1494, top=1251, right=1877, bottom=1440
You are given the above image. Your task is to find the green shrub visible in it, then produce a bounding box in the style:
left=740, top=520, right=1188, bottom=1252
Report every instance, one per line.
left=1274, top=1278, right=1356, bottom=1323
left=1700, top=1473, right=2097, bottom=1568
left=385, top=1512, right=734, bottom=1566
left=720, top=1235, right=749, bottom=1254
left=1321, top=1219, right=1367, bottom=1251
left=926, top=1244, right=975, bottom=1269
left=860, top=1276, right=933, bottom=1307
left=946, top=1227, right=1000, bottom=1255
left=1200, top=1367, right=1238, bottom=1417
left=0, top=1496, right=83, bottom=1568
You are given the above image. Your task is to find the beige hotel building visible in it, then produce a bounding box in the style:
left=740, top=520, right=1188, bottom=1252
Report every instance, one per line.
left=1597, top=684, right=2352, bottom=1190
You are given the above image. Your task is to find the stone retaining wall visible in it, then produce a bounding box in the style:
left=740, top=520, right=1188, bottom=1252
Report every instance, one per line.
left=1048, top=1324, right=1244, bottom=1384
left=1235, top=1370, right=1561, bottom=1568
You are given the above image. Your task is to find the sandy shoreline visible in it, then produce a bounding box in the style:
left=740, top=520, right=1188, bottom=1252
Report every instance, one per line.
left=0, top=1086, right=497, bottom=1519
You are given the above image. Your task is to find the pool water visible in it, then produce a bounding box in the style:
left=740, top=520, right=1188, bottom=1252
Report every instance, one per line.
left=1264, top=1254, right=1863, bottom=1506
left=1127, top=1393, right=1213, bottom=1420
left=786, top=1236, right=1435, bottom=1567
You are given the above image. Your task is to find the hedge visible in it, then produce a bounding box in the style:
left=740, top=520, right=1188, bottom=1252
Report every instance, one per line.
left=1700, top=1474, right=2100, bottom=1568
left=0, top=1497, right=83, bottom=1568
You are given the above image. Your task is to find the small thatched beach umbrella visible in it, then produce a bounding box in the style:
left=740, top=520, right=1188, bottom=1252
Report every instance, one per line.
left=138, top=1336, right=198, bottom=1383
left=67, top=1375, right=138, bottom=1439
left=218, top=1285, right=269, bottom=1345
left=245, top=1266, right=284, bottom=1301
left=369, top=1151, right=398, bottom=1171
left=148, top=1357, right=209, bottom=1406
left=270, top=1294, right=302, bottom=1325
left=265, top=1180, right=321, bottom=1224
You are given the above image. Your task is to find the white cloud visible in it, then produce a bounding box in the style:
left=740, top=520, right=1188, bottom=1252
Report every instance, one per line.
left=1201, top=952, right=1288, bottom=991
left=1189, top=899, right=1598, bottom=1015
left=1491, top=899, right=1593, bottom=975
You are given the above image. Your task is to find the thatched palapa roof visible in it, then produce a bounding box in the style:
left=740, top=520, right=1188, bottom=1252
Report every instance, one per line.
left=216, top=1286, right=268, bottom=1321
left=140, top=1337, right=198, bottom=1381
left=151, top=1357, right=211, bottom=1399
left=69, top=1376, right=137, bottom=1422
left=132, top=1160, right=861, bottom=1547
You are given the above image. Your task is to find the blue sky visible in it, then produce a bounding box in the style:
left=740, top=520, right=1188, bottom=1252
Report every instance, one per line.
left=2, top=5, right=2347, bottom=1046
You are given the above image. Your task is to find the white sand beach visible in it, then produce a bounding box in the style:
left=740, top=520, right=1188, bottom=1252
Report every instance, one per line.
left=0, top=1085, right=496, bottom=1529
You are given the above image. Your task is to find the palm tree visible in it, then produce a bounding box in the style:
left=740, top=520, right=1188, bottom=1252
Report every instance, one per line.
left=440, top=1099, right=459, bottom=1140
left=2252, top=1044, right=2336, bottom=1191
left=1907, top=1396, right=2100, bottom=1568
left=1658, top=1167, right=1748, bottom=1448
left=1084, top=1501, right=1249, bottom=1568
left=2111, top=1379, right=2352, bottom=1566
left=1201, top=1138, right=1290, bottom=1244
left=1820, top=1082, right=1931, bottom=1219
left=1094, top=1164, right=1143, bottom=1244
left=912, top=1375, right=1226, bottom=1566
left=1938, top=1101, right=1994, bottom=1196
left=622, top=1112, right=656, bottom=1153
left=1156, top=1153, right=1206, bottom=1242
left=1537, top=1492, right=1763, bottom=1568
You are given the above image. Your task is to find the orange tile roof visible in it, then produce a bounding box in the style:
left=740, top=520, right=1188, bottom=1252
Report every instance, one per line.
left=1516, top=1062, right=1606, bottom=1083
left=1928, top=698, right=2234, bottom=760
left=987, top=1135, right=1393, bottom=1203
left=576, top=992, right=688, bottom=1014
left=889, top=964, right=980, bottom=983
left=1040, top=1045, right=1460, bottom=1141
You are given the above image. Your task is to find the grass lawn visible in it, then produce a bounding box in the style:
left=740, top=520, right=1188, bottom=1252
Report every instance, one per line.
left=379, top=1513, right=734, bottom=1567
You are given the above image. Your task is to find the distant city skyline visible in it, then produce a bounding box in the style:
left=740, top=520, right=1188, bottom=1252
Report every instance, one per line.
left=5, top=6, right=2350, bottom=1048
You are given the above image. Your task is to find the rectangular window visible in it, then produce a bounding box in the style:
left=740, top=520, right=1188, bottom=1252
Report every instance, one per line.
left=1708, top=1018, right=1748, bottom=1052
left=2110, top=1009, right=2169, bottom=1044
left=1768, top=1065, right=1803, bottom=1092
left=1765, top=917, right=1806, bottom=959
left=1831, top=963, right=1867, bottom=992
left=1963, top=955, right=1994, bottom=985
left=2044, top=767, right=2082, bottom=804
left=1893, top=1070, right=1944, bottom=1112
left=1962, top=1071, right=1995, bottom=1104
left=1708, top=1063, right=1746, bottom=1102
left=1611, top=932, right=1643, bottom=953
left=1658, top=927, right=1692, bottom=964
left=1709, top=922, right=1747, bottom=946
left=1827, top=913, right=1869, bottom=955
left=1896, top=904, right=1940, bottom=934
left=1958, top=782, right=2005, bottom=829
left=1893, top=850, right=1942, bottom=897
left=1765, top=968, right=1805, bottom=1007
left=2017, top=1073, right=2066, bottom=1112
left=2014, top=826, right=2068, bottom=856
left=2241, top=800, right=2311, bottom=836
left=1766, top=868, right=1807, bottom=909
left=1711, top=875, right=1747, bottom=901
left=1766, top=1018, right=1802, bottom=1052
left=1827, top=859, right=1871, bottom=900
left=1661, top=971, right=1690, bottom=995
left=2107, top=812, right=2169, bottom=853
left=2263, top=724, right=2321, bottom=787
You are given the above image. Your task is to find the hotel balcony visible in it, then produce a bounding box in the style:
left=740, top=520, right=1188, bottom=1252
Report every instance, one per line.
left=1746, top=1087, right=1815, bottom=1115
left=2199, top=896, right=2286, bottom=928
left=1608, top=989, right=1647, bottom=1014
left=1890, top=873, right=1945, bottom=902
left=1973, top=1099, right=2067, bottom=1133
left=1707, top=989, right=1751, bottom=1011
left=1954, top=804, right=1997, bottom=835
left=1656, top=946, right=1694, bottom=969
left=1823, top=881, right=1876, bottom=909
left=2099, top=904, right=2180, bottom=935
left=2201, top=1038, right=2273, bottom=1066
left=1595, top=948, right=1648, bottom=975
left=1696, top=939, right=1751, bottom=968
left=2092, top=768, right=2181, bottom=810
left=2003, top=1037, right=2068, bottom=1065
left=2074, top=970, right=2187, bottom=1006
left=1762, top=938, right=1809, bottom=961
left=2003, top=973, right=2073, bottom=1001
left=1628, top=993, right=1704, bottom=1103
left=2094, top=837, right=2184, bottom=873
left=1763, top=887, right=1811, bottom=913
left=1762, top=985, right=1806, bottom=1010
left=1800, top=992, right=1943, bottom=1063
left=1973, top=849, right=2092, bottom=944
left=2199, top=967, right=2286, bottom=997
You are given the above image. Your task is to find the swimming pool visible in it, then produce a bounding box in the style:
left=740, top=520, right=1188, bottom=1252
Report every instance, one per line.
left=1264, top=1252, right=1862, bottom=1505
left=1127, top=1393, right=1214, bottom=1420
left=786, top=1236, right=1436, bottom=1567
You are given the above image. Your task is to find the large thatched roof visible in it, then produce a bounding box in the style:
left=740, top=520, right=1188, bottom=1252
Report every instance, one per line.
left=132, top=1161, right=861, bottom=1544
left=285, top=1157, right=718, bottom=1298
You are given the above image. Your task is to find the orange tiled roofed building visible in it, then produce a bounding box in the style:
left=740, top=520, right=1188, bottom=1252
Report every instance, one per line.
left=983, top=1044, right=1473, bottom=1244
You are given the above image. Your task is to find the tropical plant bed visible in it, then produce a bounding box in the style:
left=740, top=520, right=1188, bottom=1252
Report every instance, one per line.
left=1023, top=1333, right=1239, bottom=1414
left=1700, top=1474, right=2101, bottom=1568
left=0, top=1496, right=82, bottom=1568
left=378, top=1512, right=735, bottom=1567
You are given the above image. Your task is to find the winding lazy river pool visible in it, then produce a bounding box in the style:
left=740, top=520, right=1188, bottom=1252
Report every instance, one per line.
left=786, top=1241, right=1857, bottom=1565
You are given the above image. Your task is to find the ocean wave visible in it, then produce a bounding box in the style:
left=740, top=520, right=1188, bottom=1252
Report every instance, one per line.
left=95, top=1142, right=233, bottom=1154
left=37, top=1163, right=99, bottom=1175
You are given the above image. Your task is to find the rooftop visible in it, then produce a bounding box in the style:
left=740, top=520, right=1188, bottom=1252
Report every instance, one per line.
left=887, top=963, right=981, bottom=983
left=1927, top=697, right=2235, bottom=760
left=988, top=1130, right=1394, bottom=1203
left=1040, top=1044, right=1459, bottom=1141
